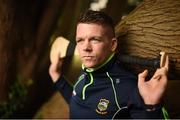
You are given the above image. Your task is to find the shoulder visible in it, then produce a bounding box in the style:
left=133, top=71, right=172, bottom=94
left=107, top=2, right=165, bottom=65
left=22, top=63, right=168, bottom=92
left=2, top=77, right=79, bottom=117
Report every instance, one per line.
left=112, top=60, right=137, bottom=81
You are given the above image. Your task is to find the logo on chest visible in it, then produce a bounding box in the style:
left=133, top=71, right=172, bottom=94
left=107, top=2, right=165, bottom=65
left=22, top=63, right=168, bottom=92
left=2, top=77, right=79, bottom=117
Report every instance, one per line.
left=95, top=99, right=109, bottom=115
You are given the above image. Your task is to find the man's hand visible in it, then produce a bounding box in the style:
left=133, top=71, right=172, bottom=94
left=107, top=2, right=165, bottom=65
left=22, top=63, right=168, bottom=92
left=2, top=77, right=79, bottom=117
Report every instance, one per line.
left=49, top=37, right=70, bottom=83
left=138, top=55, right=169, bottom=105
left=49, top=53, right=63, bottom=83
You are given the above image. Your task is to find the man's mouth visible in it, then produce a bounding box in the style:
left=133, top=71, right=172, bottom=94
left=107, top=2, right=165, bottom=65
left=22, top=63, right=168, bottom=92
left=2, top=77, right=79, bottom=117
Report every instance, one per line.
left=83, top=56, right=94, bottom=60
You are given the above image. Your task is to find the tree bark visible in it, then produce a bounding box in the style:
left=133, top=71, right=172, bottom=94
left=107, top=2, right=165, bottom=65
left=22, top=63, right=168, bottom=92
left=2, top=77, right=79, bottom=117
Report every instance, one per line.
left=0, top=1, right=21, bottom=101
left=115, top=0, right=180, bottom=79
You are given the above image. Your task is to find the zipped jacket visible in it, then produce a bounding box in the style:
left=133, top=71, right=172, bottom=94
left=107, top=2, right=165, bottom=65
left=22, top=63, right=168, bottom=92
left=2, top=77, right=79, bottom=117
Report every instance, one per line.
left=55, top=54, right=169, bottom=119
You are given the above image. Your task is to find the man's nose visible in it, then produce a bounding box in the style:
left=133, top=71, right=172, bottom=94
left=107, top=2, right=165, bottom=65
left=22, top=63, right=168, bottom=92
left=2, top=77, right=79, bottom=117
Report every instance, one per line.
left=83, top=40, right=92, bottom=52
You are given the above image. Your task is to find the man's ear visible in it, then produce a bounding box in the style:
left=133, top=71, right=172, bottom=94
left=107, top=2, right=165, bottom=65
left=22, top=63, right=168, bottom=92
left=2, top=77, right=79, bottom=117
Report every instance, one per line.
left=111, top=38, right=117, bottom=52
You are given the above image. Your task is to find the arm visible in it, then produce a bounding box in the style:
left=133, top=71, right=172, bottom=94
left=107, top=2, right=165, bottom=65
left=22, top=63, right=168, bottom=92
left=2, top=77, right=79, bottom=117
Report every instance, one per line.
left=54, top=75, right=73, bottom=104
left=49, top=37, right=75, bottom=104
left=135, top=54, right=169, bottom=118
left=49, top=53, right=73, bottom=104
left=129, top=87, right=168, bottom=119
left=138, top=55, right=168, bottom=105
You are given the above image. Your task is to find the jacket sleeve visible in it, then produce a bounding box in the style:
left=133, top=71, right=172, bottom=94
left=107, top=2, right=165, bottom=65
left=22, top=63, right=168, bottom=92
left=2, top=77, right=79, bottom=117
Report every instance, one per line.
left=54, top=75, right=73, bottom=104
left=129, top=88, right=169, bottom=119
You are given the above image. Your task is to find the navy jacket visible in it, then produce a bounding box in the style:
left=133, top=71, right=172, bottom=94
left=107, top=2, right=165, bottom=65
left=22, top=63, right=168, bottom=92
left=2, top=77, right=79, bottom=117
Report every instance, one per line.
left=55, top=54, right=168, bottom=119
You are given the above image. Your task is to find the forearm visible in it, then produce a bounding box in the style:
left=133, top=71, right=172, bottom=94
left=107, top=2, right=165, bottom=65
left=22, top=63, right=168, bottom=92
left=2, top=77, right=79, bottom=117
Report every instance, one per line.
left=144, top=105, right=168, bottom=119
left=130, top=88, right=169, bottom=119
left=54, top=75, right=73, bottom=104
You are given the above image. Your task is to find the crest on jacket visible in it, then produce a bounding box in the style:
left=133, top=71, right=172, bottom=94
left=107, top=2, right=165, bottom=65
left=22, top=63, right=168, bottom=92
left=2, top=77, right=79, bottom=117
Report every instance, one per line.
left=96, top=99, right=109, bottom=115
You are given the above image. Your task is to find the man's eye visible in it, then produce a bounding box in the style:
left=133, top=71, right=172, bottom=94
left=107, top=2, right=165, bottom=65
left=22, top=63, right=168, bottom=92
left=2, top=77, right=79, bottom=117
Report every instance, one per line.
left=91, top=38, right=101, bottom=42
left=76, top=39, right=83, bottom=43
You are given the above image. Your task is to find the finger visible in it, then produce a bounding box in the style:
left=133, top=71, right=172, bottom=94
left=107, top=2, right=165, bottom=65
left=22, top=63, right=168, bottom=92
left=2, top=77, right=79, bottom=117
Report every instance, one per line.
left=160, top=52, right=166, bottom=68
left=49, top=63, right=61, bottom=83
left=152, top=68, right=161, bottom=78
left=164, top=55, right=169, bottom=72
left=152, top=68, right=165, bottom=80
left=53, top=53, right=62, bottom=67
left=152, top=74, right=161, bottom=80
left=50, top=53, right=63, bottom=73
left=54, top=53, right=60, bottom=63
left=50, top=37, right=70, bottom=63
left=49, top=63, right=56, bottom=76
left=152, top=68, right=168, bottom=85
left=154, top=61, right=168, bottom=78
left=160, top=73, right=168, bottom=83
left=138, top=69, right=148, bottom=84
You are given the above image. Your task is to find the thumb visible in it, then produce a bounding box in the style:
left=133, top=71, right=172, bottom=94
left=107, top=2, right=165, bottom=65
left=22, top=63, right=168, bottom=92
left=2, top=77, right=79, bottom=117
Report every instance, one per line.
left=49, top=53, right=62, bottom=77
left=138, top=69, right=148, bottom=85
left=54, top=53, right=61, bottom=65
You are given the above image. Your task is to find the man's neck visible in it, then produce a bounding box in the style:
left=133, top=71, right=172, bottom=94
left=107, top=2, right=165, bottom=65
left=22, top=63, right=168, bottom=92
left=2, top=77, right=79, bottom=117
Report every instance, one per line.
left=82, top=53, right=115, bottom=72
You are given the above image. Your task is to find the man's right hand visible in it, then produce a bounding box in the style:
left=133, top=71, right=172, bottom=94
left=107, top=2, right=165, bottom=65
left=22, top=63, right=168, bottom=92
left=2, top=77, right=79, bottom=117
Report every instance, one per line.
left=49, top=53, right=63, bottom=83
left=49, top=37, right=70, bottom=83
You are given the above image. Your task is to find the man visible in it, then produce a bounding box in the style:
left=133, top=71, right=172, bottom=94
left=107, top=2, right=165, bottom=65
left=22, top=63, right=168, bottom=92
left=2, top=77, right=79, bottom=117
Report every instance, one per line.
left=49, top=10, right=169, bottom=119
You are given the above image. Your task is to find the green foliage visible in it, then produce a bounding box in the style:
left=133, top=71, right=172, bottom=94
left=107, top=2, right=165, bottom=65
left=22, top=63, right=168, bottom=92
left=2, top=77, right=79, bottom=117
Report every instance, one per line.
left=0, top=77, right=33, bottom=118
left=34, top=111, right=43, bottom=119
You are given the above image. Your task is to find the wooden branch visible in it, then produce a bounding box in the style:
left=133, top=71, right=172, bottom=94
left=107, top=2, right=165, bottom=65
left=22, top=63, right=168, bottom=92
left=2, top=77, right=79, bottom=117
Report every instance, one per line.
left=115, top=0, right=180, bottom=79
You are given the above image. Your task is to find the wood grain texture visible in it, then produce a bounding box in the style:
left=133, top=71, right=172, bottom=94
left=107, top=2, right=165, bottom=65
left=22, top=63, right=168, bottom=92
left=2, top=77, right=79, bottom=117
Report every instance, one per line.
left=115, top=0, right=180, bottom=78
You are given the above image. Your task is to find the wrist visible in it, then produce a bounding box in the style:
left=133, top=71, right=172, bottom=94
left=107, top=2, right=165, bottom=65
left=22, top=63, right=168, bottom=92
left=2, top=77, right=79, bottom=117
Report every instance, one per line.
left=143, top=97, right=161, bottom=105
left=145, top=104, right=162, bottom=112
left=52, top=73, right=61, bottom=83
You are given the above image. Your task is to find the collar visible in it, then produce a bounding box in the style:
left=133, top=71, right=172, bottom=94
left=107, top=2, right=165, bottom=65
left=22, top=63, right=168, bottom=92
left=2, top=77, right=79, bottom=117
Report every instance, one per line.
left=82, top=53, right=116, bottom=73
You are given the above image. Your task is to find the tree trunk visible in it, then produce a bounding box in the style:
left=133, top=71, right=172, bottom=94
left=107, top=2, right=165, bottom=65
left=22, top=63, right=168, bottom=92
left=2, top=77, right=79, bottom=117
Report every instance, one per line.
left=0, top=0, right=64, bottom=110
left=115, top=0, right=180, bottom=79
left=15, top=0, right=68, bottom=117
left=0, top=1, right=21, bottom=101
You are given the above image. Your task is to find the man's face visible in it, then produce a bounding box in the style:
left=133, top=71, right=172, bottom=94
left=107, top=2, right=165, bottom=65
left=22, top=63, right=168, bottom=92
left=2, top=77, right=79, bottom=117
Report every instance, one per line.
left=76, top=23, right=117, bottom=68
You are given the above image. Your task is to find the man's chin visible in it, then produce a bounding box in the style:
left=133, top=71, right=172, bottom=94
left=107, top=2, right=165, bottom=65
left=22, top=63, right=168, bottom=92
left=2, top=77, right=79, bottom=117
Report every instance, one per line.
left=83, top=63, right=96, bottom=69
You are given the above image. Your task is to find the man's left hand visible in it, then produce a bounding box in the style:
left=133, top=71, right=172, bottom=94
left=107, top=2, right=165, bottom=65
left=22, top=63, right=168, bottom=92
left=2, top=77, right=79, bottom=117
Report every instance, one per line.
left=138, top=56, right=169, bottom=105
